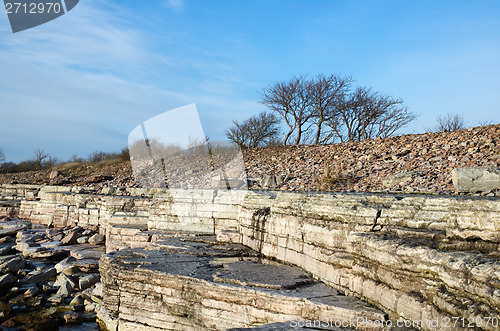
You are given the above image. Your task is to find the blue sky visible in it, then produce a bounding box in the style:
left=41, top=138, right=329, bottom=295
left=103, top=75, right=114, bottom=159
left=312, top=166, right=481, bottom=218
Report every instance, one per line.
left=0, top=0, right=499, bottom=162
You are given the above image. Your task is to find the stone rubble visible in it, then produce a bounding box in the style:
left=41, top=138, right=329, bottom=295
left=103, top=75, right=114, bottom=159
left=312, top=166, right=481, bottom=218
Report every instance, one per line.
left=0, top=219, right=105, bottom=329
left=243, top=124, right=500, bottom=194
left=0, top=124, right=498, bottom=195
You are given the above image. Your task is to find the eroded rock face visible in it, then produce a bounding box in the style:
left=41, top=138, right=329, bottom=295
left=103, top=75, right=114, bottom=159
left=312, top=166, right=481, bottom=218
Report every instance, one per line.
left=1, top=185, right=500, bottom=330
left=239, top=191, right=500, bottom=331
left=98, top=236, right=387, bottom=331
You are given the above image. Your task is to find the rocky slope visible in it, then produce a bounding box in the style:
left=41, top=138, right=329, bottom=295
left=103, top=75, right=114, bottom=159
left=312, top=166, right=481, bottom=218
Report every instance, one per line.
left=1, top=124, right=499, bottom=195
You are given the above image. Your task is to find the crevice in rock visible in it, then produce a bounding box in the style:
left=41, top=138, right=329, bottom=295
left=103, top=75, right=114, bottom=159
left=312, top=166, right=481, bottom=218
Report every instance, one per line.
left=370, top=210, right=383, bottom=232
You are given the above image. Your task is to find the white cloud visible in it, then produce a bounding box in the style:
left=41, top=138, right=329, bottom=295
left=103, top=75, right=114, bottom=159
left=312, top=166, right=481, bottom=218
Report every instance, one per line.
left=0, top=1, right=183, bottom=161
left=0, top=0, right=264, bottom=162
left=164, top=0, right=184, bottom=12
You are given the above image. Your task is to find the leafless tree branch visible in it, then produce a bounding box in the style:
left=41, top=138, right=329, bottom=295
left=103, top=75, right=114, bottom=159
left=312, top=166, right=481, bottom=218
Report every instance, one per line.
left=225, top=112, right=280, bottom=149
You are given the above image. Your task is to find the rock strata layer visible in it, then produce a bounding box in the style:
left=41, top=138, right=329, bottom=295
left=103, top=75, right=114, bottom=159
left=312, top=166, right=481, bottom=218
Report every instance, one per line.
left=98, top=235, right=387, bottom=331
left=1, top=185, right=499, bottom=330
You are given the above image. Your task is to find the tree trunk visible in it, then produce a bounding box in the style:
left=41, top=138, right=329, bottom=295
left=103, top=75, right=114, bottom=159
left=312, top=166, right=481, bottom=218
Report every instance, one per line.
left=294, top=126, right=302, bottom=145
left=283, top=130, right=293, bottom=145
left=314, top=125, right=321, bottom=145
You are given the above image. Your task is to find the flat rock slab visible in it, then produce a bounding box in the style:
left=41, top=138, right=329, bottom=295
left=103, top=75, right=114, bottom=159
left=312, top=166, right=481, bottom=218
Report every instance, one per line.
left=72, top=259, right=99, bottom=273
left=20, top=267, right=57, bottom=284
left=70, top=246, right=105, bottom=260
left=152, top=236, right=257, bottom=258
left=213, top=260, right=316, bottom=290
left=22, top=247, right=68, bottom=259
left=0, top=254, right=25, bottom=273
left=99, top=238, right=387, bottom=331
left=0, top=225, right=29, bottom=237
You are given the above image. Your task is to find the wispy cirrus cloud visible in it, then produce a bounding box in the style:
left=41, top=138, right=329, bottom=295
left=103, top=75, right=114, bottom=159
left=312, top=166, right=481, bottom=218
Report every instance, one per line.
left=0, top=1, right=181, bottom=161
left=163, top=0, right=184, bottom=12
left=0, top=0, right=262, bottom=162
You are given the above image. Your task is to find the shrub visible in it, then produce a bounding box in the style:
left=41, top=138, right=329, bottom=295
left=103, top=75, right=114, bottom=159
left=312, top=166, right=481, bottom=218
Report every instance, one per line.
left=315, top=159, right=352, bottom=191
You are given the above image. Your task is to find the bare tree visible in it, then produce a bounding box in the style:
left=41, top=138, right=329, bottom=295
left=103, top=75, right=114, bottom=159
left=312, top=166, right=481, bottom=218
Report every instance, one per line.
left=327, top=87, right=415, bottom=142
left=32, top=149, right=56, bottom=170
left=260, top=74, right=415, bottom=145
left=308, top=74, right=353, bottom=144
left=435, top=114, right=466, bottom=132
left=33, top=149, right=49, bottom=169
left=476, top=119, right=494, bottom=126
left=225, top=121, right=250, bottom=149
left=246, top=112, right=281, bottom=148
left=226, top=112, right=280, bottom=149
left=260, top=75, right=312, bottom=145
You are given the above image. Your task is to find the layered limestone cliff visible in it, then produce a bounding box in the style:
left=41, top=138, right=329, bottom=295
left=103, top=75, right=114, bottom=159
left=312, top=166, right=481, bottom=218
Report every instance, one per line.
left=0, top=184, right=499, bottom=330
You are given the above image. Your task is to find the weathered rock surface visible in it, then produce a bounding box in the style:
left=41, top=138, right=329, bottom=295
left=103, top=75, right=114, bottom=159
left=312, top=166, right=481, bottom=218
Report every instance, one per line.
left=79, top=273, right=100, bottom=290
left=0, top=225, right=29, bottom=237
left=0, top=274, right=15, bottom=289
left=88, top=233, right=105, bottom=244
left=212, top=260, right=316, bottom=290
left=452, top=166, right=500, bottom=193
left=49, top=170, right=61, bottom=180
left=61, top=231, right=81, bottom=245
left=0, top=255, right=25, bottom=273
left=98, top=236, right=386, bottom=331
left=20, top=267, right=56, bottom=284
left=238, top=191, right=500, bottom=331
left=1, top=184, right=500, bottom=330
left=382, top=171, right=422, bottom=188
left=54, top=273, right=76, bottom=295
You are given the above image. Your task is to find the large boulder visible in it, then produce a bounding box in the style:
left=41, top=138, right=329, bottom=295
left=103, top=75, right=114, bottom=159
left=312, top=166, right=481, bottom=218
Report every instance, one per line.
left=259, top=175, right=285, bottom=188
left=88, top=233, right=105, bottom=245
left=451, top=167, right=500, bottom=193
left=49, top=170, right=61, bottom=179
left=382, top=171, right=423, bottom=188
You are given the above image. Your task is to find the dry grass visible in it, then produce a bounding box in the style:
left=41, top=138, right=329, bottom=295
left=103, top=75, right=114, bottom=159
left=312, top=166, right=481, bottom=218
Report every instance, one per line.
left=54, top=162, right=84, bottom=171
left=315, top=159, right=352, bottom=191
left=93, top=158, right=123, bottom=169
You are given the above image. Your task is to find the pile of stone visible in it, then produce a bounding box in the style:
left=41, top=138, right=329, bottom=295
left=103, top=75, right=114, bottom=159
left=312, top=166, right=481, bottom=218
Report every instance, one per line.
left=0, top=124, right=499, bottom=195
left=0, top=216, right=105, bottom=329
left=243, top=124, right=500, bottom=195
